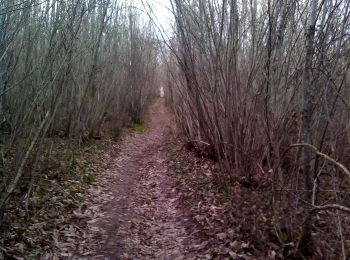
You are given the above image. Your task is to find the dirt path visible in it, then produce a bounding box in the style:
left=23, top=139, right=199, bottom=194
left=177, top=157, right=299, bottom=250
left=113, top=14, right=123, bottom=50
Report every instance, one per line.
left=95, top=99, right=190, bottom=259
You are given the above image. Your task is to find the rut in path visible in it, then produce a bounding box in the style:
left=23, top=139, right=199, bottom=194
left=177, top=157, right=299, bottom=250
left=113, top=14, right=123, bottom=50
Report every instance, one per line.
left=96, top=99, right=192, bottom=259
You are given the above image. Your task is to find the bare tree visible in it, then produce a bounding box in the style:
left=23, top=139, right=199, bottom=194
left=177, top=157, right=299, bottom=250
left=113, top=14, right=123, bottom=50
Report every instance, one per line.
left=165, top=0, right=350, bottom=257
left=0, top=0, right=159, bottom=224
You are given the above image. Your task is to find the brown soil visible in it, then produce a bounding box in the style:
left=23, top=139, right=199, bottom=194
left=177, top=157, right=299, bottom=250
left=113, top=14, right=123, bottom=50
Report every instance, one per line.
left=94, top=99, right=192, bottom=259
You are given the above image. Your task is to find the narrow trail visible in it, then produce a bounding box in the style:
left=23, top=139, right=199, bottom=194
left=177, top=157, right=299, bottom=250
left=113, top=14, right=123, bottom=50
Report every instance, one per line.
left=95, top=99, right=190, bottom=259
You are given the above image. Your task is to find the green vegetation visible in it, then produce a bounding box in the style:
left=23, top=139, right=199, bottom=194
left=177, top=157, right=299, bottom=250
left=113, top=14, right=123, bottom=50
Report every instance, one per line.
left=112, top=127, right=123, bottom=141
left=82, top=171, right=95, bottom=185
left=133, top=122, right=146, bottom=133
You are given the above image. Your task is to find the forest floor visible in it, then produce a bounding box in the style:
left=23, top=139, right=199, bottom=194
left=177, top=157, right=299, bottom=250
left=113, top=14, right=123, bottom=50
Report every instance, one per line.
left=5, top=98, right=342, bottom=259
left=94, top=99, right=191, bottom=259
left=4, top=98, right=261, bottom=259
left=67, top=99, right=256, bottom=259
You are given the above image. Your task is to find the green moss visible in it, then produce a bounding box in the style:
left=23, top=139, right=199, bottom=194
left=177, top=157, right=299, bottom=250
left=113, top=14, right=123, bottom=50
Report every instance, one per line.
left=63, top=181, right=72, bottom=189
left=82, top=171, right=95, bottom=184
left=133, top=122, right=145, bottom=132
left=112, top=127, right=123, bottom=140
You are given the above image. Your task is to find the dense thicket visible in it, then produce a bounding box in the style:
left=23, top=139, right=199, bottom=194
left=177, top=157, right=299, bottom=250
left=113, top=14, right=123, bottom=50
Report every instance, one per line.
left=166, top=0, right=350, bottom=257
left=0, top=0, right=158, bottom=219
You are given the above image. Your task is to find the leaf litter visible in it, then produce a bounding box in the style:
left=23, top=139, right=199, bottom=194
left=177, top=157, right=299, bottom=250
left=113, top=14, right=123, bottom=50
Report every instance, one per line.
left=6, top=98, right=341, bottom=259
left=56, top=99, right=262, bottom=259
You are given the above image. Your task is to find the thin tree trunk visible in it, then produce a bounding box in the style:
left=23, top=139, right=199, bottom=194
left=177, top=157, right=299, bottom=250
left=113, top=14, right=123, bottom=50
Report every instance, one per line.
left=298, top=0, right=318, bottom=256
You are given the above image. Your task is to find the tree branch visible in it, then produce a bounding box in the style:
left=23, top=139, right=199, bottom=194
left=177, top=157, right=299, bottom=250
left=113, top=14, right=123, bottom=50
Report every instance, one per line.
left=313, top=204, right=350, bottom=214
left=290, top=143, right=350, bottom=179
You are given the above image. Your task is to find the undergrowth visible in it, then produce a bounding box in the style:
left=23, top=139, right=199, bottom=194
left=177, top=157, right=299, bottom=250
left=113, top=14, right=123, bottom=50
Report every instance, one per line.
left=132, top=122, right=146, bottom=132
left=0, top=138, right=119, bottom=258
left=166, top=138, right=347, bottom=259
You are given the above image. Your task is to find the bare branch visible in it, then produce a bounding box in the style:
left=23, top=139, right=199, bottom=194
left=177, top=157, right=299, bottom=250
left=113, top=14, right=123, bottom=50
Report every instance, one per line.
left=290, top=143, right=350, bottom=179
